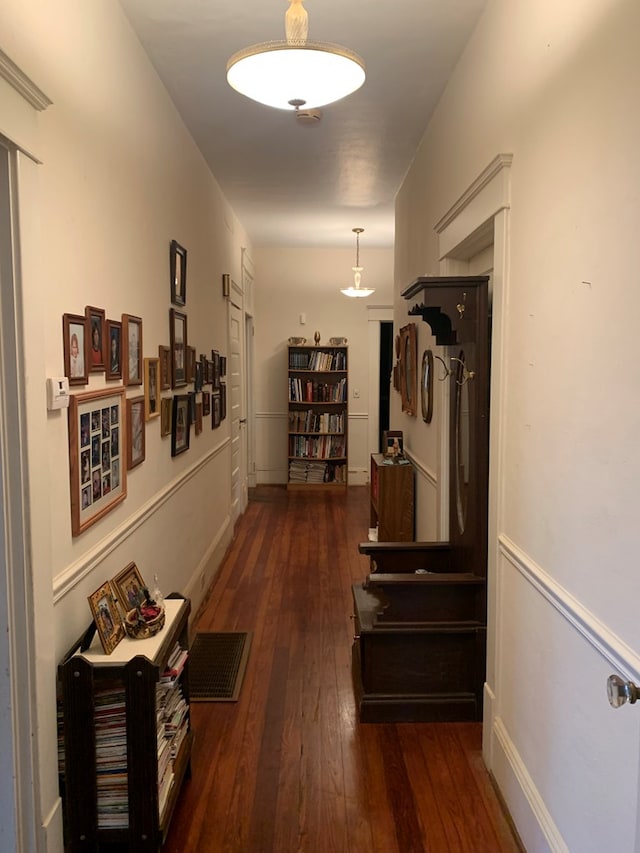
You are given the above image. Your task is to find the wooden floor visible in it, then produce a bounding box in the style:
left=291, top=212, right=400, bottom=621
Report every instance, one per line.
left=163, top=486, right=520, bottom=853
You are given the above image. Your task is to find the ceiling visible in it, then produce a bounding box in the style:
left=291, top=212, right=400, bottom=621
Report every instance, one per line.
left=118, top=0, right=487, bottom=249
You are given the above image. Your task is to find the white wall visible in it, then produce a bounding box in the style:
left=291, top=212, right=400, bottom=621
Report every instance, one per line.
left=396, top=0, right=640, bottom=850
left=0, top=1, right=250, bottom=849
left=253, top=246, right=393, bottom=485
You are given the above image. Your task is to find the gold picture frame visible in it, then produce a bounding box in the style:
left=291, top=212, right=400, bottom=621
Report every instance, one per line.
left=87, top=581, right=125, bottom=655
left=112, top=561, right=147, bottom=616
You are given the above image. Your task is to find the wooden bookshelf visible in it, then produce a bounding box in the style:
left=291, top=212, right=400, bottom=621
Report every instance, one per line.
left=287, top=344, right=348, bottom=489
left=57, top=596, right=191, bottom=852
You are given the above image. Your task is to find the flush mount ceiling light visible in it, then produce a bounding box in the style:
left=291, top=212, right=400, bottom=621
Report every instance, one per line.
left=341, top=228, right=374, bottom=298
left=226, top=0, right=366, bottom=111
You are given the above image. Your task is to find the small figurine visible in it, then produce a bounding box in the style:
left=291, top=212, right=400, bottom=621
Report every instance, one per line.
left=314, top=331, right=321, bottom=345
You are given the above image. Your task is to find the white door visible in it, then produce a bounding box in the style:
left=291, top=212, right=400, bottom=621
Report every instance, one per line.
left=228, top=295, right=246, bottom=527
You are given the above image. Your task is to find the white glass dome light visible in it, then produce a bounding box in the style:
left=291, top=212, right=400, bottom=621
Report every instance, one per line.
left=226, top=0, right=366, bottom=111
left=341, top=228, right=375, bottom=298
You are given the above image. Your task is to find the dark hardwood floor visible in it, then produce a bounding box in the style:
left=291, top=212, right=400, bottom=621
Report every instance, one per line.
left=164, top=485, right=520, bottom=853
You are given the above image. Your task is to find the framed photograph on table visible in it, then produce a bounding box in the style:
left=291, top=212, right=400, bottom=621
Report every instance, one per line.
left=88, top=581, right=125, bottom=655
left=63, top=313, right=88, bottom=386
left=170, top=239, right=187, bottom=306
left=171, top=394, right=191, bottom=456
left=144, top=357, right=160, bottom=420
left=85, top=306, right=106, bottom=373
left=127, top=396, right=145, bottom=470
left=112, top=561, right=147, bottom=615
left=68, top=386, right=127, bottom=536
left=383, top=429, right=404, bottom=459
left=122, top=314, right=143, bottom=386
left=105, top=319, right=122, bottom=381
left=170, top=309, right=187, bottom=389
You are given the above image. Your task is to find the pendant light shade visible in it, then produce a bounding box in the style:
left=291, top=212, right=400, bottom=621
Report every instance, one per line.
left=341, top=228, right=374, bottom=298
left=227, top=0, right=365, bottom=111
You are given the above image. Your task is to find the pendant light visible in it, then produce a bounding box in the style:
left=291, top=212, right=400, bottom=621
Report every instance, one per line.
left=227, top=0, right=366, bottom=111
left=341, top=228, right=374, bottom=298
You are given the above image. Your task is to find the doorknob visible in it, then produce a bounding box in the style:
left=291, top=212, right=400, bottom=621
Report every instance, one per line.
left=607, top=674, right=640, bottom=708
left=239, top=418, right=247, bottom=424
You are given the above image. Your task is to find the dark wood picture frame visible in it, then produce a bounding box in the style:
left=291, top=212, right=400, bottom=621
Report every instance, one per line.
left=105, top=319, right=122, bottom=381
left=158, top=345, right=171, bottom=390
left=69, top=386, right=127, bottom=536
left=212, top=349, right=220, bottom=390
left=202, top=391, right=210, bottom=416
left=160, top=397, right=172, bottom=437
left=87, top=581, right=125, bottom=655
left=399, top=323, right=417, bottom=417
left=170, top=239, right=187, bottom=306
left=171, top=394, right=191, bottom=456
left=122, top=314, right=143, bottom=386
left=383, top=429, right=404, bottom=458
left=112, top=561, right=147, bottom=615
left=63, top=313, right=89, bottom=386
left=186, top=346, right=196, bottom=384
left=127, top=395, right=145, bottom=470
left=220, top=382, right=227, bottom=420
left=421, top=349, right=434, bottom=424
left=212, top=391, right=221, bottom=429
left=170, top=309, right=188, bottom=389
left=144, top=357, right=160, bottom=421
left=85, top=306, right=106, bottom=373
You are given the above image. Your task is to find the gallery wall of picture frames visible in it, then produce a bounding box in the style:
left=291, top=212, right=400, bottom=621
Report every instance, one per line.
left=61, top=238, right=228, bottom=536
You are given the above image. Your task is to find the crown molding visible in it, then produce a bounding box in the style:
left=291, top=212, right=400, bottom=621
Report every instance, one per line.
left=0, top=48, right=51, bottom=111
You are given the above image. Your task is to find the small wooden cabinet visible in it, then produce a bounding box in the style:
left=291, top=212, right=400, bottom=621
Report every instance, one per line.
left=58, top=596, right=192, bottom=852
left=370, top=453, right=414, bottom=541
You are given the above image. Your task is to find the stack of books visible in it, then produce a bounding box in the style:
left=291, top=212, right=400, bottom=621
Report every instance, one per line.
left=155, top=642, right=190, bottom=820
left=94, top=682, right=129, bottom=829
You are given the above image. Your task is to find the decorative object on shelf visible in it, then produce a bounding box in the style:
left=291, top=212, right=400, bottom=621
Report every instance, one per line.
left=63, top=312, right=88, bottom=386
left=85, top=305, right=106, bottom=373
left=226, top=0, right=365, bottom=111
left=314, top=331, right=321, bottom=345
left=288, top=336, right=306, bottom=345
left=329, top=337, right=347, bottom=345
left=341, top=227, right=374, bottom=298
left=68, top=386, right=127, bottom=536
left=421, top=349, right=434, bottom=424
left=170, top=239, right=187, bottom=306
left=383, top=429, right=404, bottom=459
left=87, top=580, right=125, bottom=654
left=122, top=313, right=143, bottom=387
left=124, top=596, right=165, bottom=640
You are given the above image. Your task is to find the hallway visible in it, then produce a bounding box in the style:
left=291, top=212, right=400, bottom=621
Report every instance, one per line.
left=163, top=486, right=520, bottom=852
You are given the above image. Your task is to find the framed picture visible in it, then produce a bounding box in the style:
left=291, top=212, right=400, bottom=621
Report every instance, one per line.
left=122, top=314, right=143, bottom=386
left=206, top=359, right=214, bottom=385
left=85, top=306, right=106, bottom=373
left=202, top=390, right=210, bottom=417
left=220, top=383, right=227, bottom=420
left=212, top=391, right=221, bottom=429
left=194, top=360, right=203, bottom=393
left=105, top=319, right=122, bottom=381
left=158, top=345, right=171, bottom=390
left=170, top=308, right=188, bottom=388
left=68, top=386, right=127, bottom=536
left=144, top=357, right=160, bottom=420
left=199, top=354, right=210, bottom=386
left=421, top=349, right=434, bottom=424
left=195, top=402, right=203, bottom=435
left=170, top=239, right=187, bottom=306
left=127, top=396, right=145, bottom=470
left=222, top=273, right=230, bottom=298
left=383, top=429, right=404, bottom=459
left=171, top=394, right=191, bottom=456
left=88, top=581, right=125, bottom=655
left=112, top=561, right=147, bottom=615
left=211, top=350, right=220, bottom=389
left=399, top=323, right=417, bottom=417
left=63, top=313, right=88, bottom=386
left=220, top=356, right=227, bottom=378
left=186, top=346, right=196, bottom=384
left=160, top=397, right=172, bottom=436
